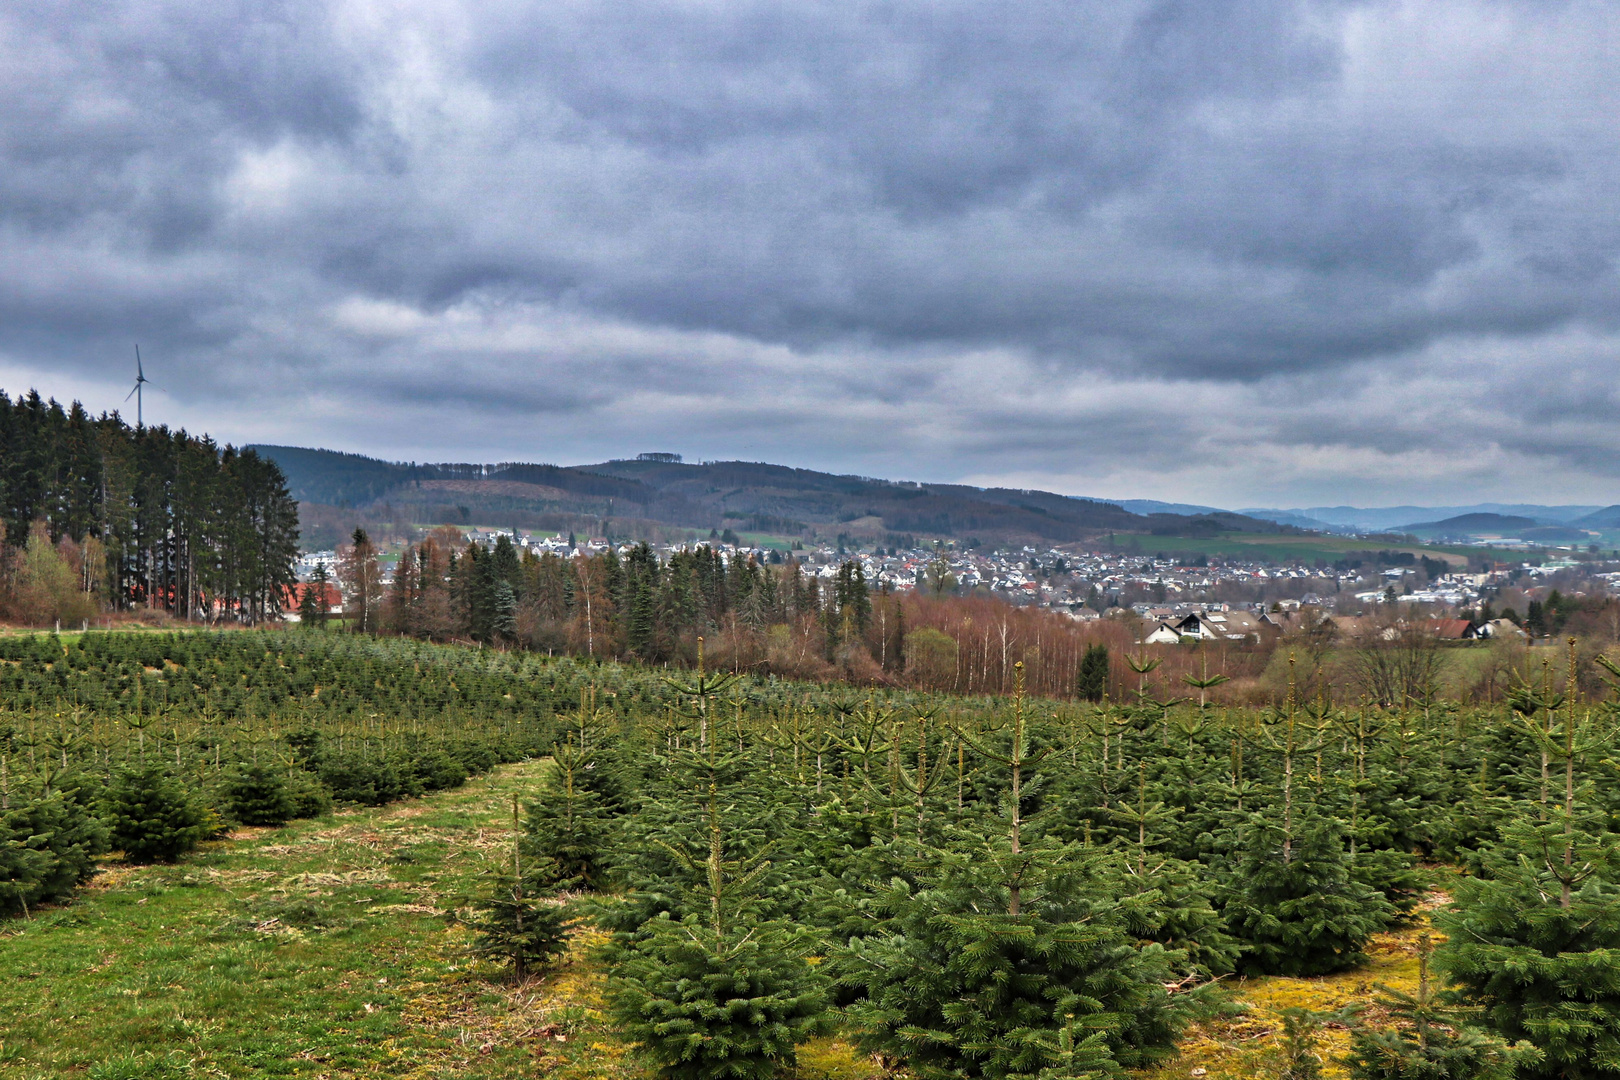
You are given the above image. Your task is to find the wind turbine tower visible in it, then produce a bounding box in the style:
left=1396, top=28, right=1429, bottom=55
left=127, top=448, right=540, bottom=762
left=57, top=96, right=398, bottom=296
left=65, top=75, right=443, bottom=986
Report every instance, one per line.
left=126, top=346, right=150, bottom=427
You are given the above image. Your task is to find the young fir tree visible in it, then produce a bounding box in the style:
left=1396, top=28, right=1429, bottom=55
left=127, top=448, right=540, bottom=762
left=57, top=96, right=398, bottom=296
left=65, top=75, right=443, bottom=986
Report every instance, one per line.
left=839, top=665, right=1186, bottom=1079
left=1435, top=649, right=1620, bottom=1078
left=1077, top=644, right=1110, bottom=703
left=1105, top=764, right=1239, bottom=976
left=606, top=781, right=828, bottom=1080
left=0, top=787, right=108, bottom=916
left=102, top=763, right=208, bottom=863
left=1225, top=667, right=1389, bottom=976
left=467, top=796, right=571, bottom=980
left=220, top=761, right=296, bottom=826
left=1344, top=934, right=1535, bottom=1080
left=523, top=734, right=615, bottom=890
left=1271, top=1007, right=1359, bottom=1080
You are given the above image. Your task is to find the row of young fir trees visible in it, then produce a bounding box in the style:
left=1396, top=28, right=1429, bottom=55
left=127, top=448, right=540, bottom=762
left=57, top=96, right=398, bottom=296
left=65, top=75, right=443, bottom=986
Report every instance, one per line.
left=479, top=643, right=1620, bottom=1080
left=0, top=630, right=558, bottom=914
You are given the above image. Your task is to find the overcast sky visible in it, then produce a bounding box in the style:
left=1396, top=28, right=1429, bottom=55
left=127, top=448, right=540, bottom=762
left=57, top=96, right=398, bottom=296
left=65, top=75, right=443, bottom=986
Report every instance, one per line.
left=4, top=0, right=1620, bottom=508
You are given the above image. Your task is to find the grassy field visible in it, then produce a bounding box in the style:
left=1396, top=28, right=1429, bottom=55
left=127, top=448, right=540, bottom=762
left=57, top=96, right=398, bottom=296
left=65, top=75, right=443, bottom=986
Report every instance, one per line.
left=2, top=758, right=1442, bottom=1080
left=1111, top=531, right=1491, bottom=565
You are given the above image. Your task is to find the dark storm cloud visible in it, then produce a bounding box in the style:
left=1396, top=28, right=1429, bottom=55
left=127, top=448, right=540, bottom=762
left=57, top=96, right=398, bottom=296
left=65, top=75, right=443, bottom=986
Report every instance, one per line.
left=3, top=0, right=1620, bottom=504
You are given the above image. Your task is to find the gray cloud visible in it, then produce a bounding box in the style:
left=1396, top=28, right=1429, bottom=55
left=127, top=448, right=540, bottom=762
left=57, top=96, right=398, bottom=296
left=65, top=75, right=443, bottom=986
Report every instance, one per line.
left=3, top=0, right=1620, bottom=507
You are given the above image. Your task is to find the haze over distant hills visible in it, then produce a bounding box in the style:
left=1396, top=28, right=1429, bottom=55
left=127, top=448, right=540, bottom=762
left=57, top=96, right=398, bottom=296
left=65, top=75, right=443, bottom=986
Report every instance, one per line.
left=1241, top=504, right=1612, bottom=535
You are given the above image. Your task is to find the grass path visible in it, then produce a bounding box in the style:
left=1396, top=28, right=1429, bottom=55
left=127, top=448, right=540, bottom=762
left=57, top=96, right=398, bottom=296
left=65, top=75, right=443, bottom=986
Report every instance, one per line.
left=0, top=763, right=875, bottom=1080
left=1, top=762, right=1432, bottom=1079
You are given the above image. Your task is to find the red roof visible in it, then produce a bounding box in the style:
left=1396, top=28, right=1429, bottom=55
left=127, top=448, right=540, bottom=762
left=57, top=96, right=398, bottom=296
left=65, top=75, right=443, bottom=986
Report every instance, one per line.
left=284, top=582, right=342, bottom=608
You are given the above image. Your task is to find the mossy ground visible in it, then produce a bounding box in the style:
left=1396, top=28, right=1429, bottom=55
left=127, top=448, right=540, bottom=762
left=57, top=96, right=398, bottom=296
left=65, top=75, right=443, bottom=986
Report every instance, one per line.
left=1144, top=897, right=1447, bottom=1080
left=2, top=761, right=1440, bottom=1079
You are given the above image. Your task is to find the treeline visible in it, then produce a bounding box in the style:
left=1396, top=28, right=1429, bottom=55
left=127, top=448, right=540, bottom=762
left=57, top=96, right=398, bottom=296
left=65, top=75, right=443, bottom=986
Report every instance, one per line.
left=338, top=529, right=1166, bottom=697
left=0, top=390, right=300, bottom=625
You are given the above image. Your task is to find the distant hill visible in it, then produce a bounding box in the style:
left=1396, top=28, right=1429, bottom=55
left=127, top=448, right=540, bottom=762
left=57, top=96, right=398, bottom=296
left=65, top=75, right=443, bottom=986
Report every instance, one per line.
left=250, top=446, right=1288, bottom=547
left=252, top=445, right=419, bottom=507
left=1571, top=505, right=1620, bottom=529
left=1398, top=512, right=1541, bottom=535
left=1390, top=513, right=1594, bottom=544
left=1115, top=499, right=1226, bottom=517
left=1250, top=503, right=1605, bottom=533
left=1520, top=525, right=1595, bottom=543
left=1239, top=508, right=1345, bottom=532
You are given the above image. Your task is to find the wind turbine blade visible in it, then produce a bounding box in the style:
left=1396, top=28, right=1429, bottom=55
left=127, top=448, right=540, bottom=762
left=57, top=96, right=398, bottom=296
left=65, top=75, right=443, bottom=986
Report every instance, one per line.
left=136, top=344, right=143, bottom=380
left=125, top=385, right=139, bottom=402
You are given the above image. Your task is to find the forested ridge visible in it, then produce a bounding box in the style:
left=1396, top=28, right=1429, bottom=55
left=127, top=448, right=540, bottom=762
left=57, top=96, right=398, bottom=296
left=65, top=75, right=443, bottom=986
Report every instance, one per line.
left=255, top=443, right=1288, bottom=546
left=0, top=390, right=300, bottom=624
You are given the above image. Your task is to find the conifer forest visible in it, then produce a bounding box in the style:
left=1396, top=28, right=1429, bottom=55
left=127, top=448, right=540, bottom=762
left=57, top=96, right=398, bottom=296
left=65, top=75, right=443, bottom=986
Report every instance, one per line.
left=3, top=625, right=1619, bottom=1079
left=0, top=390, right=301, bottom=626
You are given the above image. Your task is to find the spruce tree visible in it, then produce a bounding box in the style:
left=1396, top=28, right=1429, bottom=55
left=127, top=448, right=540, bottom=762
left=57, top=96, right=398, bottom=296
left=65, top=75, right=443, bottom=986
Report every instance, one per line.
left=1077, top=644, right=1110, bottom=703
left=523, top=735, right=614, bottom=889
left=468, top=797, right=570, bottom=980
left=1105, top=765, right=1238, bottom=976
left=297, top=582, right=319, bottom=625
left=1224, top=814, right=1390, bottom=976
left=492, top=580, right=519, bottom=643
left=1271, top=1007, right=1357, bottom=1080
left=1225, top=666, right=1389, bottom=976
left=0, top=787, right=107, bottom=915
left=311, top=560, right=332, bottom=627
left=466, top=877, right=571, bottom=979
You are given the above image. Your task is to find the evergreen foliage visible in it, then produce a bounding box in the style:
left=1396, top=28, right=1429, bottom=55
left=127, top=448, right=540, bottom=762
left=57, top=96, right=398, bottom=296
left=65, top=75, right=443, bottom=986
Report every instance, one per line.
left=1224, top=815, right=1391, bottom=976
left=220, top=762, right=297, bottom=827
left=102, top=764, right=208, bottom=863
left=838, top=667, right=1187, bottom=1078
left=1345, top=936, right=1535, bottom=1080
left=0, top=787, right=107, bottom=915
left=523, top=743, right=616, bottom=890
left=465, top=877, right=572, bottom=980
left=609, top=908, right=829, bottom=1080
left=1270, top=1007, right=1354, bottom=1080
left=606, top=782, right=827, bottom=1080
left=1436, top=655, right=1620, bottom=1078
left=0, top=389, right=300, bottom=621
left=1077, top=644, right=1110, bottom=703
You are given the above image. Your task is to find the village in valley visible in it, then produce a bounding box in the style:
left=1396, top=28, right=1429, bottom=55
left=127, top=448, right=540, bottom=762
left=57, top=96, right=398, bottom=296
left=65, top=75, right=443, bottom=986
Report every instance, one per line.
left=293, top=525, right=1607, bottom=647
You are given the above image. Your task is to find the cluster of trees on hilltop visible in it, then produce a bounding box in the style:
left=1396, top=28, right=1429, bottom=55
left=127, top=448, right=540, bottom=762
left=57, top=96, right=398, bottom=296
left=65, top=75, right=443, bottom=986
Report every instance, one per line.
left=0, top=390, right=300, bottom=625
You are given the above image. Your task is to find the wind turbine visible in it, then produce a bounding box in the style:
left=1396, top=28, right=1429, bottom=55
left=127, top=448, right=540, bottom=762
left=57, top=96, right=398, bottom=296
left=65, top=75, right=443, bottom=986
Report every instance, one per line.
left=125, top=345, right=151, bottom=427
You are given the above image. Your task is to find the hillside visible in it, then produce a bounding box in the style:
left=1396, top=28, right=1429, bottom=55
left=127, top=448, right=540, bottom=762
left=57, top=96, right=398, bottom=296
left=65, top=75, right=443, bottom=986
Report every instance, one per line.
left=1572, top=504, right=1620, bottom=529
left=1392, top=512, right=1595, bottom=544
left=1398, top=512, right=1540, bottom=535
left=1247, top=502, right=1606, bottom=534
left=250, top=446, right=1290, bottom=547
